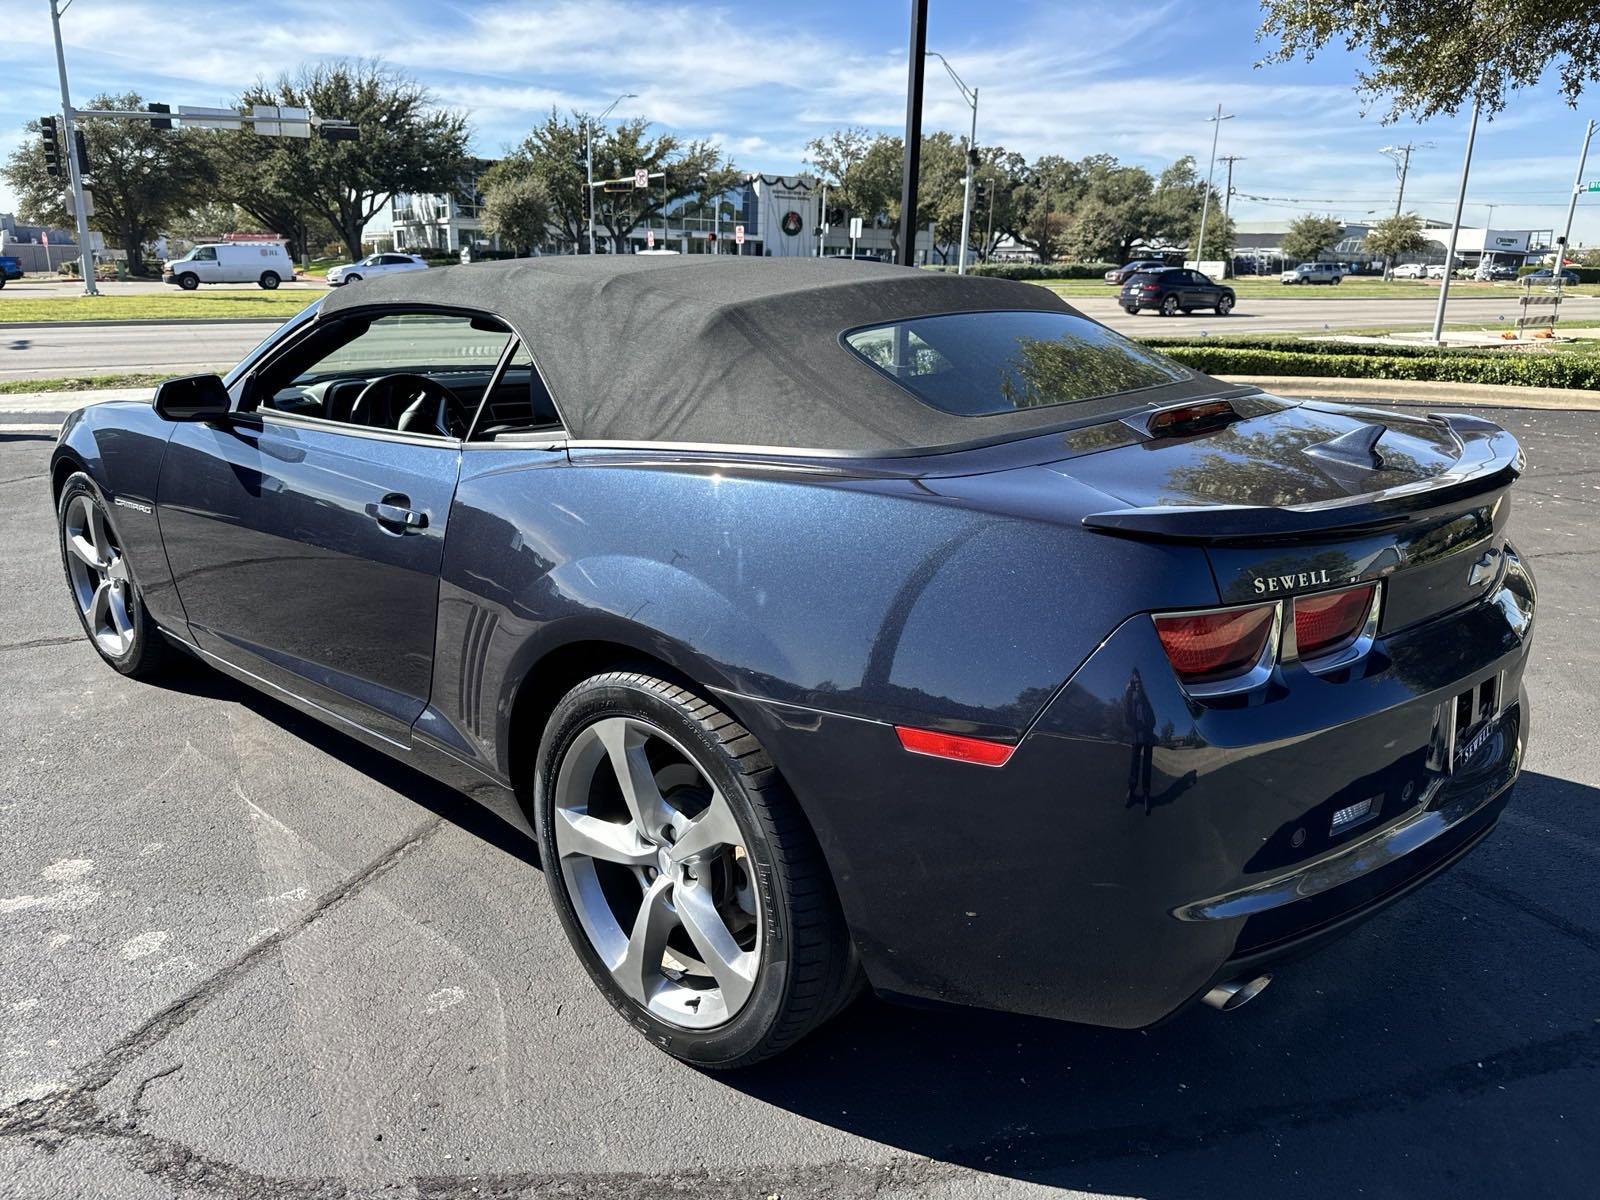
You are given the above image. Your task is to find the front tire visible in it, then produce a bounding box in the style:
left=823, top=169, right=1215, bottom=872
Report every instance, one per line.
left=176, top=273, right=199, bottom=291
left=1160, top=295, right=1180, bottom=317
left=259, top=271, right=280, bottom=290
left=56, top=473, right=169, bottom=679
left=533, top=671, right=857, bottom=1068
left=342, top=273, right=362, bottom=284
left=1216, top=295, right=1234, bottom=315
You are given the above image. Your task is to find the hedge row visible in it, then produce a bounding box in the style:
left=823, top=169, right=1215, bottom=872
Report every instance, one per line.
left=1147, top=335, right=1525, bottom=360
left=926, top=262, right=1117, bottom=280
left=1155, top=344, right=1600, bottom=390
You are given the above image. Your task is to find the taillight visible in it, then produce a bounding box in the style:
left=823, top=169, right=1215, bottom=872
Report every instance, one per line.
left=895, top=726, right=1015, bottom=767
left=1153, top=604, right=1276, bottom=683
left=1141, top=283, right=1159, bottom=291
left=1293, top=584, right=1375, bottom=659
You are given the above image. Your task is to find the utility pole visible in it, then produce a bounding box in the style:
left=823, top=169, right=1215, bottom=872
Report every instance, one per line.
left=926, top=52, right=979, bottom=274
left=895, top=0, right=929, bottom=267
left=49, top=0, right=98, bottom=296
left=1431, top=91, right=1483, bottom=343
left=588, top=93, right=636, bottom=254
left=1220, top=155, right=1244, bottom=220
left=1193, top=105, right=1233, bottom=271
left=1557, top=118, right=1596, bottom=274
left=1378, top=141, right=1430, bottom=278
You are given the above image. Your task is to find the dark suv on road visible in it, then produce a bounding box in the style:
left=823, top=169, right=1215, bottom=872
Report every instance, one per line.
left=1120, top=267, right=1235, bottom=316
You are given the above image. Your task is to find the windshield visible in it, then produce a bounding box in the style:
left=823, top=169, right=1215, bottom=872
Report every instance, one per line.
left=843, top=310, right=1189, bottom=418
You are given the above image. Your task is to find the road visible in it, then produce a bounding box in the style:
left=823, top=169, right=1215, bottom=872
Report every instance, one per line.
left=7, top=293, right=1600, bottom=383
left=1, top=406, right=1597, bottom=1198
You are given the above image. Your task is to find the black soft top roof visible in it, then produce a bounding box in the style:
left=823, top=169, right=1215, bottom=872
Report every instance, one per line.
left=318, top=255, right=1217, bottom=454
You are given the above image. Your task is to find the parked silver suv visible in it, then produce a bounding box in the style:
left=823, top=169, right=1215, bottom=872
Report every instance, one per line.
left=1281, top=261, right=1344, bottom=285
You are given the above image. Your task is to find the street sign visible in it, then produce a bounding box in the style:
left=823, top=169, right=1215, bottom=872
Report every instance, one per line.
left=646, top=229, right=655, bottom=249
left=64, top=188, right=93, bottom=217
left=177, top=105, right=242, bottom=131
left=1586, top=181, right=1600, bottom=192
left=634, top=168, right=649, bottom=189
left=849, top=216, right=864, bottom=240
left=251, top=105, right=310, bottom=138
left=734, top=224, right=746, bottom=246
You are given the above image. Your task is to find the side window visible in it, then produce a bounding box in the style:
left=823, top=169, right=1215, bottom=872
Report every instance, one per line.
left=1192, top=272, right=1212, bottom=285
left=254, top=311, right=513, bottom=439
left=192, top=247, right=217, bottom=261
left=470, top=341, right=564, bottom=440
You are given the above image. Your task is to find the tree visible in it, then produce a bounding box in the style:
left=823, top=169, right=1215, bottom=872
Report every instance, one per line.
left=588, top=119, right=739, bottom=252
left=1364, top=212, right=1430, bottom=277
left=505, top=110, right=739, bottom=253
left=1009, top=155, right=1082, bottom=262
left=1, top=94, right=208, bottom=274
left=1257, top=1, right=1600, bottom=121
left=222, top=61, right=469, bottom=261
left=806, top=128, right=899, bottom=247
left=480, top=170, right=552, bottom=254
left=1281, top=213, right=1345, bottom=263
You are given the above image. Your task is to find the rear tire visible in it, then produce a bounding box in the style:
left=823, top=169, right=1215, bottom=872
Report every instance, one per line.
left=56, top=472, right=170, bottom=680
left=1123, top=305, right=1139, bottom=315
left=177, top=273, right=199, bottom=291
left=259, top=272, right=280, bottom=290
left=533, top=671, right=858, bottom=1068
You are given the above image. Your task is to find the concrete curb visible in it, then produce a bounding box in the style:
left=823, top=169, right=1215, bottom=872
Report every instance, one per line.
left=0, top=317, right=291, bottom=330
left=1221, top=374, right=1600, bottom=412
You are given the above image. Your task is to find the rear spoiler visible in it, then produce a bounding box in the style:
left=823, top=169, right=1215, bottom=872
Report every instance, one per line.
left=1082, top=412, right=1523, bottom=544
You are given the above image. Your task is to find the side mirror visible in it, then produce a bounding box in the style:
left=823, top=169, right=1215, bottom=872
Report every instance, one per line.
left=152, top=373, right=231, bottom=422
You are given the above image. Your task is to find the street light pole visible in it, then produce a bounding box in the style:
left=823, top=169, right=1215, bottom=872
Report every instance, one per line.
left=895, top=0, right=929, bottom=267
left=1193, top=105, right=1233, bottom=271
left=48, top=0, right=99, bottom=296
left=926, top=52, right=979, bottom=274
left=1557, top=118, right=1597, bottom=274
left=1431, top=89, right=1483, bottom=343
left=587, top=93, right=635, bottom=255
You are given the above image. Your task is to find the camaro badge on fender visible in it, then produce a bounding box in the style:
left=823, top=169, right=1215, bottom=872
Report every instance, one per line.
left=113, top=497, right=152, bottom=515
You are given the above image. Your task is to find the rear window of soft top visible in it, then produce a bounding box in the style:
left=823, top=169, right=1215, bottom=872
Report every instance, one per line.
left=842, top=309, right=1190, bottom=418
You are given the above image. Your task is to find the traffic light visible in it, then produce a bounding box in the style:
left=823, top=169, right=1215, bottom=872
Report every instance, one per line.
left=826, top=206, right=845, bottom=226
left=74, top=129, right=91, bottom=176
left=316, top=121, right=359, bottom=141
left=40, top=116, right=61, bottom=178
left=147, top=102, right=172, bottom=130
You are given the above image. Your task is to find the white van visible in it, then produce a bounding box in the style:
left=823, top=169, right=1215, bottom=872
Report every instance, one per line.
left=163, top=242, right=295, bottom=290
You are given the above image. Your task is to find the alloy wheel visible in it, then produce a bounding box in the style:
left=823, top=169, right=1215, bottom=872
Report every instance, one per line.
left=553, top=715, right=761, bottom=1029
left=62, top=494, right=136, bottom=658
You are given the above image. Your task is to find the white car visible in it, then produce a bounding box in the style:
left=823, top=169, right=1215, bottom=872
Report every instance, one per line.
left=326, top=252, right=428, bottom=286
left=163, top=242, right=295, bottom=290
left=1391, top=262, right=1428, bottom=279
left=1426, top=264, right=1449, bottom=280
left=1280, top=261, right=1343, bottom=285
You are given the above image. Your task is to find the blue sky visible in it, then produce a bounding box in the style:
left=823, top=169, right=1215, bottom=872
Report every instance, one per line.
left=4, top=0, right=1597, bottom=243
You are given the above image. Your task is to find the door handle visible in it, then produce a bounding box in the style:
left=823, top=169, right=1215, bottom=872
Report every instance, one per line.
left=368, top=495, right=428, bottom=532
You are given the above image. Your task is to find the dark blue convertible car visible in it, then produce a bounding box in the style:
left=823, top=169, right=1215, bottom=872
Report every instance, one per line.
left=51, top=257, right=1535, bottom=1066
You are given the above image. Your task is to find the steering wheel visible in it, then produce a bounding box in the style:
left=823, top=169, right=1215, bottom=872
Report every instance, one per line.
left=349, top=373, right=471, bottom=438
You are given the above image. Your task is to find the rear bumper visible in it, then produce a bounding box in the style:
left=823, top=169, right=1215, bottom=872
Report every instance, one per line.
left=742, top=548, right=1536, bottom=1029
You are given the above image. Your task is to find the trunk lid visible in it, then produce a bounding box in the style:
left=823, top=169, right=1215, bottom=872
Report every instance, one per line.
left=1059, top=397, right=1522, bottom=632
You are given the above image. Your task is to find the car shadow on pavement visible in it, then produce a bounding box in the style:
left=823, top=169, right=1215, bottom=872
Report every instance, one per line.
left=725, top=768, right=1600, bottom=1199
left=151, top=654, right=541, bottom=868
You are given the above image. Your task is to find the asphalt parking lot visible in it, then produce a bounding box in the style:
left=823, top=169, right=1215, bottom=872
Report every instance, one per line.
left=1, top=406, right=1597, bottom=1199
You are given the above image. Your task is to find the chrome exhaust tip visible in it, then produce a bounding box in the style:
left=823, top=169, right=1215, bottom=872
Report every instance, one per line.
left=1202, top=974, right=1272, bottom=1012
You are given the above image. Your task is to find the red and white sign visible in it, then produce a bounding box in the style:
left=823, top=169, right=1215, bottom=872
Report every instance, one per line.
left=634, top=168, right=649, bottom=189
left=221, top=232, right=286, bottom=242
left=646, top=229, right=655, bottom=248
left=734, top=224, right=746, bottom=246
